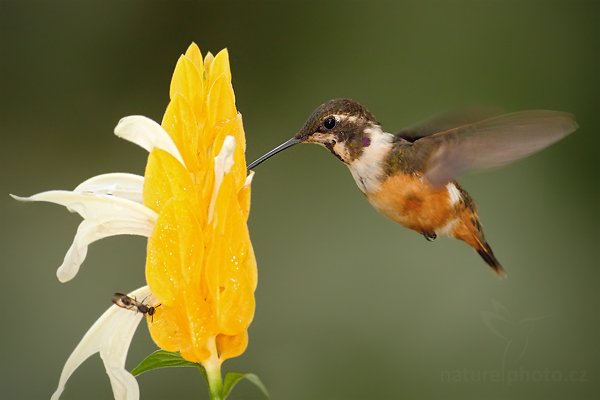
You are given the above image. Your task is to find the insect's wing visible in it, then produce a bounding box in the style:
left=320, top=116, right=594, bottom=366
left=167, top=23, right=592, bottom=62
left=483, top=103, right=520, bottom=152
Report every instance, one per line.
left=395, top=107, right=502, bottom=142
left=416, top=110, right=577, bottom=187
left=112, top=293, right=138, bottom=311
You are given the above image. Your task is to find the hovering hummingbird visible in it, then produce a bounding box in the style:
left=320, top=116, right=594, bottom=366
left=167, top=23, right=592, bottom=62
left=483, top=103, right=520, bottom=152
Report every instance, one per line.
left=247, top=99, right=577, bottom=277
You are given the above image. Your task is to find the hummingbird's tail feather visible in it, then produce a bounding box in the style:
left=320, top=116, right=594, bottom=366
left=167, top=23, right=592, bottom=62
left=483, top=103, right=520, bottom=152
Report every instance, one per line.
left=451, top=212, right=507, bottom=278
left=476, top=241, right=506, bottom=279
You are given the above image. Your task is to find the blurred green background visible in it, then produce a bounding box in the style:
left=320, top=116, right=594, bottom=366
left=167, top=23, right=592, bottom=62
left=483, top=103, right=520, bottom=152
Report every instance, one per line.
left=1, top=0, right=598, bottom=399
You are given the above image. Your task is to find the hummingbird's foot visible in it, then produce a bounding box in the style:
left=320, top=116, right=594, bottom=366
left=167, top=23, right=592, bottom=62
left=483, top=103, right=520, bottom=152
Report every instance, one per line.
left=423, top=232, right=437, bottom=242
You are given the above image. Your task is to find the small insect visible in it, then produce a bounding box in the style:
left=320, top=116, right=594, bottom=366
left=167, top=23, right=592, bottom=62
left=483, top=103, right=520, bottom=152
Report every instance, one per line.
left=112, top=292, right=161, bottom=322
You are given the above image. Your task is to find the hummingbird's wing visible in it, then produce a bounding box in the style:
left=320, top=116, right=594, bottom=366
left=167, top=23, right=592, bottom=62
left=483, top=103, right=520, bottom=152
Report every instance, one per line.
left=414, top=110, right=577, bottom=187
left=395, top=107, right=502, bottom=142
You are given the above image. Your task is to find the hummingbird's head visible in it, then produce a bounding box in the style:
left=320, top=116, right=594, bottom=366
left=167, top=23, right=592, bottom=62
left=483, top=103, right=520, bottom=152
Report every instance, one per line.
left=247, top=98, right=380, bottom=169
left=294, top=99, right=380, bottom=161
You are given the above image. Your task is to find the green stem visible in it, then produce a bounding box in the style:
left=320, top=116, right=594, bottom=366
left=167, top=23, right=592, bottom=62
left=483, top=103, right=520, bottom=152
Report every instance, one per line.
left=206, top=365, right=223, bottom=400
left=203, top=337, right=223, bottom=400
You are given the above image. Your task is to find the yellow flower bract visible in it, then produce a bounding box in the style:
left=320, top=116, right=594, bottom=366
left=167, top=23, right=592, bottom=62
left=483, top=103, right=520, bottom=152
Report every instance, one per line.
left=144, top=43, right=256, bottom=363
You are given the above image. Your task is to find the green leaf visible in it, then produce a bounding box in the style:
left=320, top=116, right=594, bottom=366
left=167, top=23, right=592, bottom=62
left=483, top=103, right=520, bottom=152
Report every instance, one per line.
left=222, top=372, right=269, bottom=400
left=131, top=350, right=206, bottom=379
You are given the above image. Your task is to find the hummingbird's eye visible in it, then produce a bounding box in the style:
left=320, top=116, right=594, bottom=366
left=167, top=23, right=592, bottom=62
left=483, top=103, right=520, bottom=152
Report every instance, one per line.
left=323, top=116, right=337, bottom=130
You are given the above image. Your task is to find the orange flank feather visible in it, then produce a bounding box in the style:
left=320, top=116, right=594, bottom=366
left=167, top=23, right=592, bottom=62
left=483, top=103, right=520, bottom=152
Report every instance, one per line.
left=367, top=173, right=455, bottom=234
left=367, top=172, right=505, bottom=277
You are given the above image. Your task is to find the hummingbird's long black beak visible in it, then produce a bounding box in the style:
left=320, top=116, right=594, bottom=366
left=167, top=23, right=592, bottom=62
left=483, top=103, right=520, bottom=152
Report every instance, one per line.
left=247, top=137, right=300, bottom=170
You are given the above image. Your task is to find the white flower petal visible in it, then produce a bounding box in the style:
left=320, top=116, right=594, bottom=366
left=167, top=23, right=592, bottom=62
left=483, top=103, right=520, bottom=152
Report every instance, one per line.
left=11, top=191, right=157, bottom=281
left=114, top=115, right=186, bottom=169
left=57, top=217, right=155, bottom=282
left=208, top=135, right=236, bottom=222
left=52, top=285, right=152, bottom=400
left=11, top=191, right=157, bottom=223
left=74, top=173, right=144, bottom=204
left=244, top=170, right=255, bottom=187
left=214, top=135, right=236, bottom=176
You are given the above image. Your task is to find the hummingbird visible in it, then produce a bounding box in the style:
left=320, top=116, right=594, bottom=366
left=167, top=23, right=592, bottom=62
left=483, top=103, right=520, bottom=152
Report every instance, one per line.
left=247, top=99, right=577, bottom=277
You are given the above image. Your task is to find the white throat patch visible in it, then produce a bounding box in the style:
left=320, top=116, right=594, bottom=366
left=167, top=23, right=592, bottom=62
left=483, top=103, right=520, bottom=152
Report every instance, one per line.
left=347, top=126, right=393, bottom=194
